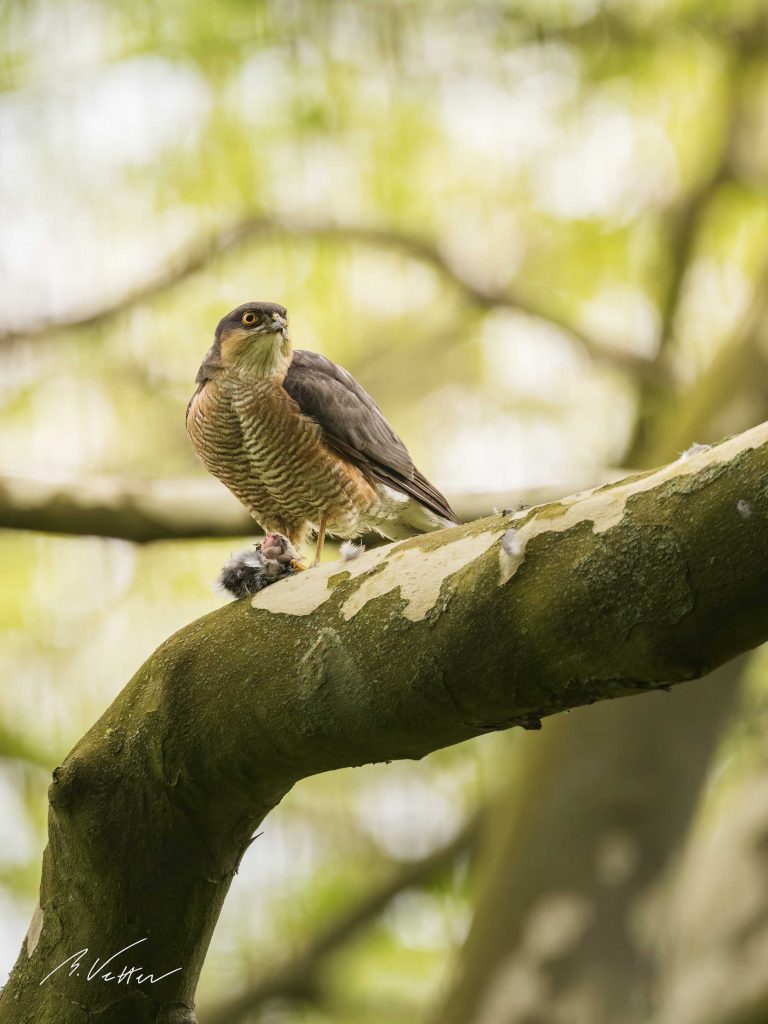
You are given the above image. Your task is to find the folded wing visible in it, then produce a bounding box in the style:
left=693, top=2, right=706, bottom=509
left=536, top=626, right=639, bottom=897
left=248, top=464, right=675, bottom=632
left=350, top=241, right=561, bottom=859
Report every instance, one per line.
left=283, top=349, right=457, bottom=524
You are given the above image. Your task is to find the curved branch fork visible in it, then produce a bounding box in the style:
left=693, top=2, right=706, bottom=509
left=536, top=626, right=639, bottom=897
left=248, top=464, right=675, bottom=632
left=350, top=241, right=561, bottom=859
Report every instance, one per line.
left=4, top=423, right=768, bottom=1023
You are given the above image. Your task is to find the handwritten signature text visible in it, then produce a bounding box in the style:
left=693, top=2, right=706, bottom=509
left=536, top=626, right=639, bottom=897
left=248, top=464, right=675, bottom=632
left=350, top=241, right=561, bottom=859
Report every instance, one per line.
left=40, top=938, right=182, bottom=987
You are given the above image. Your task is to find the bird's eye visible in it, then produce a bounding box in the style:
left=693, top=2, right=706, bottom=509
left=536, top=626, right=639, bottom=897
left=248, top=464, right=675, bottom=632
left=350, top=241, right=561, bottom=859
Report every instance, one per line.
left=242, top=311, right=258, bottom=325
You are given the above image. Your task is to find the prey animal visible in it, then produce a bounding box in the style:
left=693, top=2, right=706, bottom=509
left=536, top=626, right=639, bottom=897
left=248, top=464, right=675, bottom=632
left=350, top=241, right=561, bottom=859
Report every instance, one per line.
left=186, top=301, right=457, bottom=571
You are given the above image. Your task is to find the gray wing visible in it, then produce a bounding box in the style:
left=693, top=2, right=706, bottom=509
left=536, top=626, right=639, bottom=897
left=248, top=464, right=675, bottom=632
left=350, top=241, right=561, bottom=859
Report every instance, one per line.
left=283, top=350, right=457, bottom=523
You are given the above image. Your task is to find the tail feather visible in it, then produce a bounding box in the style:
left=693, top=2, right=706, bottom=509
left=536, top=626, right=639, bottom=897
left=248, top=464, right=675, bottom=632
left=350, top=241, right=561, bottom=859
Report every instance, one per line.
left=373, top=495, right=456, bottom=540
left=367, top=463, right=458, bottom=526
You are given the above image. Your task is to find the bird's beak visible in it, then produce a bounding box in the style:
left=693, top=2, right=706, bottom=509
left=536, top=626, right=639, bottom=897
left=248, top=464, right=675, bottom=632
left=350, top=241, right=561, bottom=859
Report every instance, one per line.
left=269, top=314, right=288, bottom=334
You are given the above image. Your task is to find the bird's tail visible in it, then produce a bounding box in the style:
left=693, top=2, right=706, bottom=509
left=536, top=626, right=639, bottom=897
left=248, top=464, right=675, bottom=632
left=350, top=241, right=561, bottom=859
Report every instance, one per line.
left=375, top=497, right=456, bottom=540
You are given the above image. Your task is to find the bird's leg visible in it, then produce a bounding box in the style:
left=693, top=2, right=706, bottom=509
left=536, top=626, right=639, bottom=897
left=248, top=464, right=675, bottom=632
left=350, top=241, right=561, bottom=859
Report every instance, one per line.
left=286, top=536, right=308, bottom=573
left=312, top=514, right=328, bottom=567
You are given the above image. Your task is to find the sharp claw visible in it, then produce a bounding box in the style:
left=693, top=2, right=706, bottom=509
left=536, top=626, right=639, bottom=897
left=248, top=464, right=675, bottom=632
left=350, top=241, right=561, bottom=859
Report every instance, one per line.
left=290, top=559, right=308, bottom=572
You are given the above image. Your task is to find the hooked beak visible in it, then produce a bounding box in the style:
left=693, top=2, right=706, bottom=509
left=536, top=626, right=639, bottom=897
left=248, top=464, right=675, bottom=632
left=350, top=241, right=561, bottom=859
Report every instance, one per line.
left=269, top=314, right=288, bottom=334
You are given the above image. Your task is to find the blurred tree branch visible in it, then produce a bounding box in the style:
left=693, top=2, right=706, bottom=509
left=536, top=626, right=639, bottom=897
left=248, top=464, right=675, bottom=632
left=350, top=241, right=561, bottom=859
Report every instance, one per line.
left=203, top=811, right=482, bottom=1024
left=3, top=423, right=768, bottom=1023
left=0, top=214, right=649, bottom=378
left=0, top=469, right=624, bottom=543
left=650, top=766, right=768, bottom=1024
left=0, top=723, right=56, bottom=771
left=624, top=39, right=761, bottom=467
left=528, top=6, right=768, bottom=56
left=639, top=264, right=768, bottom=465
left=432, top=659, right=744, bottom=1024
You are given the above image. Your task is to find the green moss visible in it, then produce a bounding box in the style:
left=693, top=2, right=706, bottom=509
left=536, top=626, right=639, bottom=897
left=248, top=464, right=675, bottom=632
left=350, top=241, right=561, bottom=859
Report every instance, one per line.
left=657, top=459, right=732, bottom=497
left=327, top=570, right=351, bottom=590
left=591, top=468, right=658, bottom=493
left=574, top=523, right=694, bottom=634
left=529, top=501, right=570, bottom=521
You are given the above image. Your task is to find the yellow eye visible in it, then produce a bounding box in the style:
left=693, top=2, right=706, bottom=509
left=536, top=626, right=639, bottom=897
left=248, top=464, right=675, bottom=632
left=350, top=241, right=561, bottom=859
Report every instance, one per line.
left=242, top=311, right=258, bottom=325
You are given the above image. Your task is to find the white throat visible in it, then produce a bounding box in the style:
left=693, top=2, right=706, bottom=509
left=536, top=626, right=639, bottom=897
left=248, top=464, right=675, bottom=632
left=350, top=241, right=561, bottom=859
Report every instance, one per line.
left=235, top=331, right=292, bottom=379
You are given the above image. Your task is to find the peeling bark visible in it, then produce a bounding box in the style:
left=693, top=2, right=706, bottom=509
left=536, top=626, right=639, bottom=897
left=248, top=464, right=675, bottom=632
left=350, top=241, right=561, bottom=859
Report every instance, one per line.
left=3, top=422, right=768, bottom=1023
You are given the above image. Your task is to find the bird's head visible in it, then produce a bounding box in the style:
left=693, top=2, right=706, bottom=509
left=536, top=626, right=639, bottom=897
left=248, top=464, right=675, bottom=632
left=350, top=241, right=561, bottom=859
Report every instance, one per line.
left=214, top=301, right=291, bottom=377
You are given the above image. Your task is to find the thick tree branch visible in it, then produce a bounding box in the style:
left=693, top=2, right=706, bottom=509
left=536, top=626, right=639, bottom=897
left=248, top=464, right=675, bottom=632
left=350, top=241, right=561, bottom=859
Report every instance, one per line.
left=0, top=470, right=624, bottom=543
left=0, top=474, right=254, bottom=543
left=3, top=422, right=768, bottom=1024
left=0, top=215, right=647, bottom=377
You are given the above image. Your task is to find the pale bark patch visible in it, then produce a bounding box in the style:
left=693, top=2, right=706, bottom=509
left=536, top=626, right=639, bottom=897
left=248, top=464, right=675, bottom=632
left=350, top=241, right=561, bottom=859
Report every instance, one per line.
left=341, top=529, right=502, bottom=622
left=251, top=528, right=503, bottom=621
left=499, top=420, right=768, bottom=585
left=250, top=543, right=391, bottom=615
left=25, top=905, right=43, bottom=958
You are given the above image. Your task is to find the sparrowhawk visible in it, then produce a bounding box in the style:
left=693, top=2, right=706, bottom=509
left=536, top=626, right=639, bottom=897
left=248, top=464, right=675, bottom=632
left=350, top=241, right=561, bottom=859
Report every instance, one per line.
left=186, top=301, right=457, bottom=567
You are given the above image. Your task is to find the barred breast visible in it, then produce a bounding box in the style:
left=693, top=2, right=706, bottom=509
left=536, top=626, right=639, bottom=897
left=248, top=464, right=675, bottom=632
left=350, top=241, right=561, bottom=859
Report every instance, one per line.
left=186, top=371, right=379, bottom=545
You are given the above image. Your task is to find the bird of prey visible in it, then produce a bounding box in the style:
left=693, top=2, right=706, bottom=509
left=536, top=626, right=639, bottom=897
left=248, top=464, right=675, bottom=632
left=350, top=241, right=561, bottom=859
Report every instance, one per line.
left=187, top=301, right=457, bottom=567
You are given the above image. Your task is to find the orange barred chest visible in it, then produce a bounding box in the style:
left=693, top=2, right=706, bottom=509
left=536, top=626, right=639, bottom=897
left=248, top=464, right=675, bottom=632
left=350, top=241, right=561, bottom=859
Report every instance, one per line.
left=186, top=373, right=377, bottom=541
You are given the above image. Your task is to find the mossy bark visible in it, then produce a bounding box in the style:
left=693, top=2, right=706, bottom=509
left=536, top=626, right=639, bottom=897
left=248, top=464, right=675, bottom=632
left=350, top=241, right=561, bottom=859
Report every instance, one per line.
left=3, top=423, right=768, bottom=1023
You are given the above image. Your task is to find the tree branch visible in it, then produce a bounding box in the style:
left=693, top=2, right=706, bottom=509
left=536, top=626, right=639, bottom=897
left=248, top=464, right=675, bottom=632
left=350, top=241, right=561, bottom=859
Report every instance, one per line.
left=0, top=214, right=648, bottom=378
left=624, top=45, right=756, bottom=467
left=636, top=264, right=768, bottom=466
left=0, top=470, right=625, bottom=543
left=3, top=422, right=768, bottom=1024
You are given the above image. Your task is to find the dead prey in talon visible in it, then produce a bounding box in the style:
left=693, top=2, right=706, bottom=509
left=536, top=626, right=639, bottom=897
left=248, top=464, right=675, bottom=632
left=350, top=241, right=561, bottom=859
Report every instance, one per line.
left=186, top=301, right=458, bottom=591
left=217, top=533, right=304, bottom=599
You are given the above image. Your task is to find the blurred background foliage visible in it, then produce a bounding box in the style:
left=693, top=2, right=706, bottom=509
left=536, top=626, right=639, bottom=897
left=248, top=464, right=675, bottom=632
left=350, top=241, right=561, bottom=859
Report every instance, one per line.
left=4, top=0, right=768, bottom=1022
